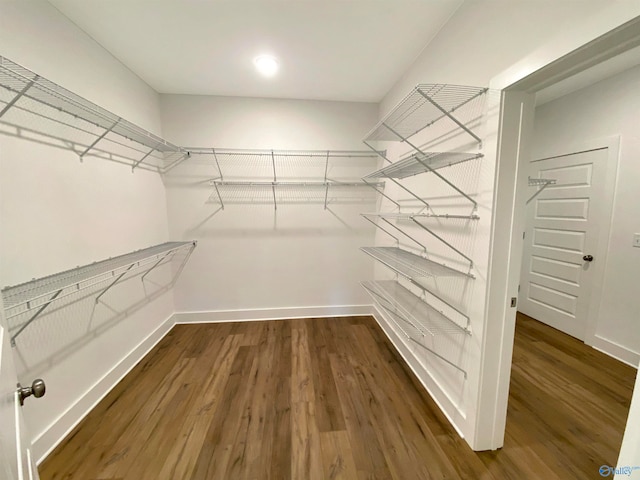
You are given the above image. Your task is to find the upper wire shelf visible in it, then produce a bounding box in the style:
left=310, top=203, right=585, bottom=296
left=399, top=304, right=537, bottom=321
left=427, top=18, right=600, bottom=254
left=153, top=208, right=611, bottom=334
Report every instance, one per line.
left=364, top=84, right=487, bottom=144
left=197, top=148, right=382, bottom=210
left=2, top=241, right=196, bottom=346
left=362, top=84, right=488, bottom=210
left=363, top=151, right=483, bottom=180
left=0, top=56, right=187, bottom=173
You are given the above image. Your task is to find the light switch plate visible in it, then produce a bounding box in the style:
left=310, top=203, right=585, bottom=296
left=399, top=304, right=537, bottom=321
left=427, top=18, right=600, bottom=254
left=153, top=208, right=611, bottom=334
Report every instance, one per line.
left=634, top=233, right=640, bottom=248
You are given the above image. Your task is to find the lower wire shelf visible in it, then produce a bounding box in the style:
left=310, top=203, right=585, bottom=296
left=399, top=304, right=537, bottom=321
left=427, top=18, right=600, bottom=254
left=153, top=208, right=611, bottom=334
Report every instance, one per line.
left=362, top=280, right=468, bottom=378
left=2, top=241, right=197, bottom=346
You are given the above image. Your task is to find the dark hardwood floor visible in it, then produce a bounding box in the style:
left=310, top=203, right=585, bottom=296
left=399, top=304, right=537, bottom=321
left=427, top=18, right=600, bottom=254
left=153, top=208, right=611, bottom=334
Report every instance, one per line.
left=40, top=314, right=636, bottom=479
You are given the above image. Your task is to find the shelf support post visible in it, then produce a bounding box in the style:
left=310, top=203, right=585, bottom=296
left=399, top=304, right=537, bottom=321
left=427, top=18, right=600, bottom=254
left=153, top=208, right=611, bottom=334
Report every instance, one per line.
left=131, top=147, right=156, bottom=172
left=324, top=151, right=330, bottom=210
left=271, top=150, right=277, bottom=210
left=361, top=215, right=399, bottom=244
left=409, top=337, right=467, bottom=379
left=362, top=179, right=400, bottom=209
left=211, top=180, right=225, bottom=210
left=364, top=138, right=393, bottom=164
left=526, top=177, right=556, bottom=204
left=379, top=217, right=428, bottom=252
left=416, top=88, right=483, bottom=146
left=162, top=151, right=190, bottom=174
left=410, top=217, right=473, bottom=266
left=10, top=288, right=63, bottom=346
left=213, top=149, right=223, bottom=181
left=95, top=263, right=134, bottom=304
left=386, top=175, right=431, bottom=211
left=0, top=76, right=38, bottom=119
left=141, top=251, right=176, bottom=282
left=79, top=118, right=120, bottom=160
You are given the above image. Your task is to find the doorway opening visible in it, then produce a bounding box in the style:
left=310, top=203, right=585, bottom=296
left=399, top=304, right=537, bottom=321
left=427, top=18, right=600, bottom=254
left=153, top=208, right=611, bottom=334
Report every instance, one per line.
left=488, top=13, right=640, bottom=472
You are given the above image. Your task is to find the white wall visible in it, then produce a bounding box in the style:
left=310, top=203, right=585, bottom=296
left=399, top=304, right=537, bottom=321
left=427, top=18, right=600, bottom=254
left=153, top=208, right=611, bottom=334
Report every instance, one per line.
left=0, top=1, right=174, bottom=462
left=531, top=65, right=640, bottom=365
left=616, top=370, right=640, bottom=479
left=0, top=0, right=162, bottom=135
left=373, top=0, right=636, bottom=450
left=161, top=95, right=379, bottom=317
left=381, top=0, right=621, bottom=113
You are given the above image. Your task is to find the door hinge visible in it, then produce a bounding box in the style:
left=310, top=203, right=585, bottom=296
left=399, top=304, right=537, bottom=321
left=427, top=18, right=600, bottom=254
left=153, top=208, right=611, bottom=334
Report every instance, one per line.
left=510, top=297, right=517, bottom=308
left=523, top=231, right=526, bottom=239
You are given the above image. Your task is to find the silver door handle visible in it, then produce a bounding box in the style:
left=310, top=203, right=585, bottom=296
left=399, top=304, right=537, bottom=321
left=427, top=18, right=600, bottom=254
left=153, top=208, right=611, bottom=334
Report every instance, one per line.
left=17, top=379, right=46, bottom=406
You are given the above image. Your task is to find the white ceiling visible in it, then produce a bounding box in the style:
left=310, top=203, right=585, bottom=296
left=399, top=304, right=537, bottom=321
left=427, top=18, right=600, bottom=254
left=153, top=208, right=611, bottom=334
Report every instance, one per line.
left=48, top=0, right=463, bottom=102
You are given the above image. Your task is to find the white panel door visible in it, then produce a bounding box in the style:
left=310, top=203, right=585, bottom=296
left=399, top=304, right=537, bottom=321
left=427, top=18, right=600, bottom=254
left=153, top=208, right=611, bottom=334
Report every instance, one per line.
left=519, top=147, right=608, bottom=340
left=0, top=294, right=39, bottom=480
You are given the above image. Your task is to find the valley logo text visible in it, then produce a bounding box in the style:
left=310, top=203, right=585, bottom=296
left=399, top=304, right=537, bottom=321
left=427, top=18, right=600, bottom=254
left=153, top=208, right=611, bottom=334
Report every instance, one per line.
left=600, top=465, right=640, bottom=477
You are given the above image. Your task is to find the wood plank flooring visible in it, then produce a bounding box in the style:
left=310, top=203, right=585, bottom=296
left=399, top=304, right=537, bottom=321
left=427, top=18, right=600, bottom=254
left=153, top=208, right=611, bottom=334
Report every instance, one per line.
left=39, top=314, right=636, bottom=479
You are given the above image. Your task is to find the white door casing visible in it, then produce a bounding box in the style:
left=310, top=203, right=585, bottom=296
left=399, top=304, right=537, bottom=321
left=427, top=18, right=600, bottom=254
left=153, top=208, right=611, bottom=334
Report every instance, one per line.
left=519, top=137, right=619, bottom=342
left=0, top=294, right=40, bottom=480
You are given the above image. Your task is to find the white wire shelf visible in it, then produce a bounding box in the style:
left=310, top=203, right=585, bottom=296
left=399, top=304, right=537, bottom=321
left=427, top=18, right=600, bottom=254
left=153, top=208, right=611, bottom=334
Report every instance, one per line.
left=0, top=56, right=186, bottom=173
left=208, top=181, right=380, bottom=208
left=364, top=84, right=487, bottom=144
left=201, top=149, right=383, bottom=210
left=362, top=280, right=468, bottom=377
left=360, top=246, right=474, bottom=280
left=363, top=151, right=483, bottom=180
left=201, top=148, right=380, bottom=182
left=362, top=212, right=480, bottom=220
left=2, top=241, right=196, bottom=346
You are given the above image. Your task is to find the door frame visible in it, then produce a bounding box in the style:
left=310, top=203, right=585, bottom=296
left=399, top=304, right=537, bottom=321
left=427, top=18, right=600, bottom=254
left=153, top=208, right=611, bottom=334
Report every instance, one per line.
left=474, top=9, right=640, bottom=451
left=520, top=136, right=620, bottom=347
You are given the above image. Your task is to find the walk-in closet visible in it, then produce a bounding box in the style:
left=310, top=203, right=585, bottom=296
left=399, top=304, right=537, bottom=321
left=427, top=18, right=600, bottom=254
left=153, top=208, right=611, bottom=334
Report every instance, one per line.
left=1, top=2, right=639, bottom=479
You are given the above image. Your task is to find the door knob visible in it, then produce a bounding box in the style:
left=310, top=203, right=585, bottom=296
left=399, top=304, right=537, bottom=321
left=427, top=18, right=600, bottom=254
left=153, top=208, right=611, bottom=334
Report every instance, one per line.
left=583, top=255, right=594, bottom=262
left=17, top=379, right=46, bottom=406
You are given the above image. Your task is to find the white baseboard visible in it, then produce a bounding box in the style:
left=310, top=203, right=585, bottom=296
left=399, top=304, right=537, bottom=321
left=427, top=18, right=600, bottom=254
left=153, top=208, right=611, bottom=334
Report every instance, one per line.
left=173, top=304, right=376, bottom=324
left=370, top=305, right=467, bottom=440
left=590, top=335, right=639, bottom=368
left=33, top=315, right=175, bottom=464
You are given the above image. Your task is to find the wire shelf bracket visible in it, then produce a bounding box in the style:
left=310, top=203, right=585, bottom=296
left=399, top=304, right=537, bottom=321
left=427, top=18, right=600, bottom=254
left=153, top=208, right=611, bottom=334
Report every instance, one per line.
left=526, top=176, right=557, bottom=204
left=361, top=213, right=428, bottom=253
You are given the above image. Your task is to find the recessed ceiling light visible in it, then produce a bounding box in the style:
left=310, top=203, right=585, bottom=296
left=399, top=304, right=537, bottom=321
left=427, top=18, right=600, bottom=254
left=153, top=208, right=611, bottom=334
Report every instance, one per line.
left=254, top=55, right=279, bottom=77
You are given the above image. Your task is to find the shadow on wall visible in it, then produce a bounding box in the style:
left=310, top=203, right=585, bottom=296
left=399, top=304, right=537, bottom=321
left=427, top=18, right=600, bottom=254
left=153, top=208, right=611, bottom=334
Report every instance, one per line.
left=0, top=61, right=180, bottom=173
left=8, top=249, right=193, bottom=381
